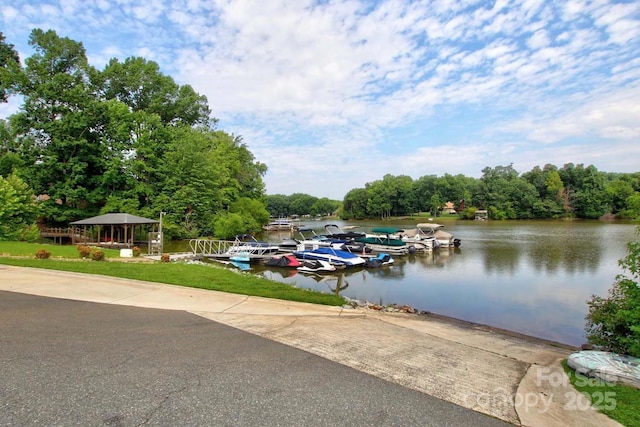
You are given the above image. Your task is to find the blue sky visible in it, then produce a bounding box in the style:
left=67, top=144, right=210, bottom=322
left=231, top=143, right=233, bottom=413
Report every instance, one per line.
left=1, top=0, right=639, bottom=199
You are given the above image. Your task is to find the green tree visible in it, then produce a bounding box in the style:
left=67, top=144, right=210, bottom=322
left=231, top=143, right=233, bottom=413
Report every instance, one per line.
left=9, top=29, right=105, bottom=223
left=0, top=32, right=20, bottom=102
left=310, top=197, right=340, bottom=216
left=366, top=179, right=392, bottom=219
left=265, top=194, right=291, bottom=217
left=288, top=193, right=317, bottom=216
left=586, top=226, right=640, bottom=356
left=342, top=188, right=368, bottom=219
left=101, top=57, right=212, bottom=127
left=0, top=174, right=40, bottom=241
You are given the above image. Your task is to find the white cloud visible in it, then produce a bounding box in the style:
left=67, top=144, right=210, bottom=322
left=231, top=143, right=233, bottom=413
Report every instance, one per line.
left=1, top=0, right=639, bottom=198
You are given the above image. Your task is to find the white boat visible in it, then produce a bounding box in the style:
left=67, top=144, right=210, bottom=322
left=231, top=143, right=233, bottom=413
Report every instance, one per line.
left=226, top=235, right=280, bottom=255
left=396, top=226, right=440, bottom=252
left=279, top=228, right=337, bottom=252
left=409, top=223, right=461, bottom=248
left=263, top=218, right=299, bottom=231
left=297, top=259, right=337, bottom=273
left=293, top=247, right=367, bottom=267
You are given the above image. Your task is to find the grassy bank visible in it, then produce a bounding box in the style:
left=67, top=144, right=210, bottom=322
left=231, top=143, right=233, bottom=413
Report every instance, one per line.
left=0, top=243, right=345, bottom=306
left=562, top=360, right=640, bottom=427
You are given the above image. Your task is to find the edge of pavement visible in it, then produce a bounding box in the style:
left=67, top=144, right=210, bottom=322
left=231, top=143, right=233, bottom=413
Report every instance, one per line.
left=0, top=266, right=623, bottom=427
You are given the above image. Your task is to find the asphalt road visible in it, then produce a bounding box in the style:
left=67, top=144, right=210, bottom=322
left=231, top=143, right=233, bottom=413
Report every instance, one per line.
left=0, top=291, right=512, bottom=426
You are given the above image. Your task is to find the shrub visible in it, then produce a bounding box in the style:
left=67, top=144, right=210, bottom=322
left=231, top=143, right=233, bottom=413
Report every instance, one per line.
left=586, top=226, right=640, bottom=357
left=34, top=249, right=51, bottom=259
left=132, top=246, right=141, bottom=257
left=161, top=254, right=170, bottom=263
left=77, top=245, right=91, bottom=258
left=90, top=249, right=105, bottom=261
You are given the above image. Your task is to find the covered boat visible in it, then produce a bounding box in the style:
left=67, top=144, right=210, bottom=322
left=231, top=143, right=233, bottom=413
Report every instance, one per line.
left=414, top=223, right=461, bottom=248
left=355, top=228, right=410, bottom=255
left=264, top=254, right=302, bottom=268
left=364, top=253, right=394, bottom=268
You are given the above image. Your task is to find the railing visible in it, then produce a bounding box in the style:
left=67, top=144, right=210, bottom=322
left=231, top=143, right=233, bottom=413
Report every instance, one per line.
left=39, top=227, right=73, bottom=237
left=189, top=239, right=235, bottom=255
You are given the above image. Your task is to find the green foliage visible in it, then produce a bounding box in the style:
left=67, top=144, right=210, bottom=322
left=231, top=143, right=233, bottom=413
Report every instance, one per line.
left=586, top=227, right=640, bottom=357
left=0, top=32, right=20, bottom=102
left=211, top=197, right=270, bottom=238
left=0, top=174, right=40, bottom=240
left=340, top=163, right=639, bottom=220
left=2, top=29, right=267, bottom=237
left=213, top=212, right=246, bottom=239
left=265, top=193, right=341, bottom=218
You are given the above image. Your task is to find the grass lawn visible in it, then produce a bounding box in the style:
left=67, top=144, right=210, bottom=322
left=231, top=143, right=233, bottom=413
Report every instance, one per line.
left=0, top=243, right=345, bottom=306
left=562, top=360, right=640, bottom=427
left=0, top=241, right=121, bottom=258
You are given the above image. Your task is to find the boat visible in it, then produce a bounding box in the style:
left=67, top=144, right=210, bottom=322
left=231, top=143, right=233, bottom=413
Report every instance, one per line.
left=262, top=218, right=299, bottom=231
left=364, top=253, right=394, bottom=268
left=297, top=259, right=337, bottom=273
left=396, top=226, right=440, bottom=252
left=264, top=254, right=302, bottom=268
left=319, top=225, right=370, bottom=253
left=278, top=228, right=335, bottom=252
left=322, top=224, right=366, bottom=240
left=226, top=234, right=280, bottom=255
left=355, top=228, right=411, bottom=255
left=229, top=252, right=251, bottom=263
left=412, top=223, right=461, bottom=248
left=293, top=247, right=367, bottom=267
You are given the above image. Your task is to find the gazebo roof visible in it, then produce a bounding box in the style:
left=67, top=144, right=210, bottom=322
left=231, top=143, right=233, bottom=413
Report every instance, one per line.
left=70, top=213, right=158, bottom=226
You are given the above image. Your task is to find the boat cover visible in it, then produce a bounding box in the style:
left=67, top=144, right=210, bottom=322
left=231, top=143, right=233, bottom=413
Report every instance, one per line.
left=264, top=254, right=301, bottom=267
left=567, top=350, right=640, bottom=388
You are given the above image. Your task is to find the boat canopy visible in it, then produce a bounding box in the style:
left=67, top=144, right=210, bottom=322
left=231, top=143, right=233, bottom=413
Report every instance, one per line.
left=417, top=223, right=445, bottom=230
left=371, top=227, right=404, bottom=234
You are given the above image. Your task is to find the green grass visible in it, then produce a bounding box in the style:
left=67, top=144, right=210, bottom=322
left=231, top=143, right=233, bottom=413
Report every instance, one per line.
left=0, top=241, right=121, bottom=258
left=562, top=360, right=640, bottom=427
left=0, top=254, right=346, bottom=306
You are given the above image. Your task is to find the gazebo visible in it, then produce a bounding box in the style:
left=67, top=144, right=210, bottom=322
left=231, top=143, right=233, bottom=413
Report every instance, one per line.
left=70, top=213, right=159, bottom=248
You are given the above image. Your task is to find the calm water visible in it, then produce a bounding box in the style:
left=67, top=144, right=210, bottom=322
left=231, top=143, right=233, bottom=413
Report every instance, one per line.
left=169, top=220, right=638, bottom=346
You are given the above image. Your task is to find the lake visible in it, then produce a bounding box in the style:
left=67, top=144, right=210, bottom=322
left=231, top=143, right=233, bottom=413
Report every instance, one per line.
left=167, top=219, right=637, bottom=346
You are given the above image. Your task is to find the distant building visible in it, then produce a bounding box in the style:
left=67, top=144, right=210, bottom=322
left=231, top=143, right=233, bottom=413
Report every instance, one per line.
left=443, top=201, right=457, bottom=214
left=475, top=210, right=488, bottom=220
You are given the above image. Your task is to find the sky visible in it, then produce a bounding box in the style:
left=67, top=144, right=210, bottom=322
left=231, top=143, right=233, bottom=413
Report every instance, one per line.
left=1, top=0, right=639, bottom=200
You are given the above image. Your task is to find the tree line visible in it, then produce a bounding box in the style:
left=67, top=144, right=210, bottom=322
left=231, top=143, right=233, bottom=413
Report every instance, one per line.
left=265, top=193, right=341, bottom=218
left=0, top=30, right=269, bottom=239
left=342, top=164, right=640, bottom=220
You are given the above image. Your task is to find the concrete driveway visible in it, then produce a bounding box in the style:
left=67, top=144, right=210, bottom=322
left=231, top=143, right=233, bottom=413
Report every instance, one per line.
left=1, top=291, right=510, bottom=426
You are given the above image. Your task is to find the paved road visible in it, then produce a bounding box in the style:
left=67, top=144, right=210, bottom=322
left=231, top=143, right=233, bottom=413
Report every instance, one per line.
left=0, top=291, right=511, bottom=426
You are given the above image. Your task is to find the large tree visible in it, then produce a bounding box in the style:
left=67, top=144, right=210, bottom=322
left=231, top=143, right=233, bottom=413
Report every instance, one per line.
left=9, top=29, right=106, bottom=223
